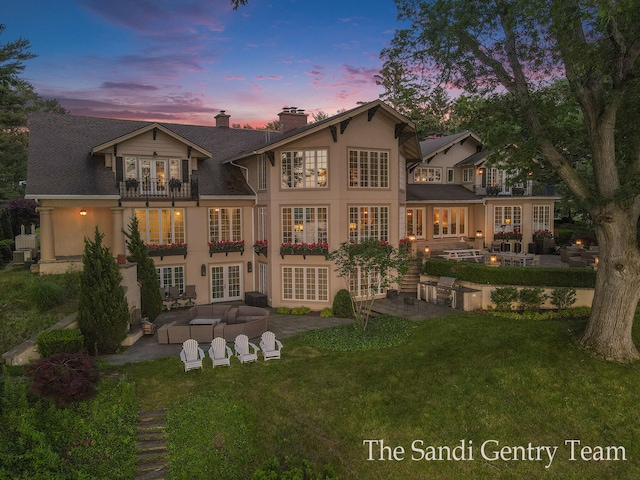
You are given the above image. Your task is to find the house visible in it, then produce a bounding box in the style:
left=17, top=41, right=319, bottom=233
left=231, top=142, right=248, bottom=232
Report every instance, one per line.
left=406, top=131, right=558, bottom=254
left=25, top=102, right=558, bottom=308
left=25, top=100, right=423, bottom=308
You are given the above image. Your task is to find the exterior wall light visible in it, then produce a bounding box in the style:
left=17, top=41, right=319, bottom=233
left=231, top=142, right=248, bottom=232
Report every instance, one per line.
left=80, top=209, right=87, bottom=216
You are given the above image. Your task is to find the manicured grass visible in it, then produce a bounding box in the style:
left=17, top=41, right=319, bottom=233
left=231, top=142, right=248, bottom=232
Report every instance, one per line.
left=121, top=313, right=640, bottom=479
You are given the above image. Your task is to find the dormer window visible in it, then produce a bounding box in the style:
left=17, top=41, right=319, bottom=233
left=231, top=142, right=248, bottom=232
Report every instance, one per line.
left=414, top=167, right=441, bottom=183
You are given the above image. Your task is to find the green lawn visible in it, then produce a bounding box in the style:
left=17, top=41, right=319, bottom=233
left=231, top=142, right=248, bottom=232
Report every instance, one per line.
left=120, top=313, right=640, bottom=479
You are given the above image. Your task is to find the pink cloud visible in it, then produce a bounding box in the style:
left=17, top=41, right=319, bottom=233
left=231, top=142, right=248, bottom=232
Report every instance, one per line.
left=224, top=76, right=246, bottom=81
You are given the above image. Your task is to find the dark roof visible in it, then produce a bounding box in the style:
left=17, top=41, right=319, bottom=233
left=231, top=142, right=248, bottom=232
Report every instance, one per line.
left=26, top=113, right=277, bottom=197
left=420, top=131, right=472, bottom=157
left=406, top=184, right=482, bottom=202
left=455, top=150, right=488, bottom=167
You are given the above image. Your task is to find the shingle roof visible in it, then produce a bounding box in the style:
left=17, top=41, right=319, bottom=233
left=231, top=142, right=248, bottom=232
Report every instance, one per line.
left=455, top=149, right=488, bottom=167
left=420, top=131, right=472, bottom=157
left=406, top=184, right=483, bottom=202
left=26, top=113, right=278, bottom=197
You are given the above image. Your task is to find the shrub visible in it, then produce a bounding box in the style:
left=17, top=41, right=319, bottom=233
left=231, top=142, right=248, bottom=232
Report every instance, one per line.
left=252, top=456, right=338, bottom=480
left=276, top=307, right=291, bottom=314
left=550, top=287, right=577, bottom=309
left=26, top=277, right=65, bottom=311
left=555, top=229, right=573, bottom=246
left=0, top=239, right=13, bottom=264
left=320, top=307, right=333, bottom=318
left=422, top=259, right=596, bottom=288
left=491, top=306, right=591, bottom=321
left=27, top=352, right=99, bottom=406
left=332, top=289, right=354, bottom=318
left=36, top=328, right=84, bottom=358
left=490, top=287, right=519, bottom=310
left=518, top=287, right=548, bottom=310
left=291, top=306, right=311, bottom=315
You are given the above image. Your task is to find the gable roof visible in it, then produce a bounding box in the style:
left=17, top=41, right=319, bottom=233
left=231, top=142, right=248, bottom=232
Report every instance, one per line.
left=420, top=131, right=482, bottom=163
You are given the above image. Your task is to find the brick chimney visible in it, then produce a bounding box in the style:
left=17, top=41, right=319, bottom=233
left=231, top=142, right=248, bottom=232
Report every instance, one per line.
left=215, top=110, right=230, bottom=128
left=278, top=107, right=308, bottom=133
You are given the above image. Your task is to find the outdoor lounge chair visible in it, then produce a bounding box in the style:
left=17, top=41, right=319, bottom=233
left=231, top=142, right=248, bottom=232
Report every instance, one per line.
left=183, top=285, right=197, bottom=307
left=169, top=286, right=183, bottom=309
left=179, top=339, right=205, bottom=372
left=234, top=334, right=259, bottom=363
left=208, top=337, right=232, bottom=367
left=259, top=331, right=283, bottom=361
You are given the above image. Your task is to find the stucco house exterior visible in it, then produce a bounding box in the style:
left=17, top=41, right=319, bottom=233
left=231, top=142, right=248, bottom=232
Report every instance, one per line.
left=25, top=101, right=557, bottom=309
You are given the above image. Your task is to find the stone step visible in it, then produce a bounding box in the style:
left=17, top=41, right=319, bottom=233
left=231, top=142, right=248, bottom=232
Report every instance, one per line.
left=138, top=419, right=166, bottom=431
left=136, top=458, right=169, bottom=477
left=139, top=409, right=167, bottom=421
left=137, top=449, right=169, bottom=462
left=136, top=440, right=167, bottom=452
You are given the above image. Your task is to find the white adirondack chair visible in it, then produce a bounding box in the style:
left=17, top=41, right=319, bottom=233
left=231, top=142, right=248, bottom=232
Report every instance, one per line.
left=259, top=331, right=283, bottom=361
left=208, top=337, right=232, bottom=368
left=180, top=339, right=205, bottom=372
left=234, top=334, right=259, bottom=363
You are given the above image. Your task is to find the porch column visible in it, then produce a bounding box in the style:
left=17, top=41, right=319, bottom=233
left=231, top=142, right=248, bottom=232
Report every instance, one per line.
left=36, top=206, right=55, bottom=261
left=111, top=207, right=126, bottom=257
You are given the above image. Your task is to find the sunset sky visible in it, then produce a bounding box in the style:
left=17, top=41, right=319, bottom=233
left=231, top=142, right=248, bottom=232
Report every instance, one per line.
left=4, top=0, right=404, bottom=127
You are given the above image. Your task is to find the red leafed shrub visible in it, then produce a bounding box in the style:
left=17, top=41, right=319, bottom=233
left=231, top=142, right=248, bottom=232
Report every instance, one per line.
left=27, top=352, right=99, bottom=406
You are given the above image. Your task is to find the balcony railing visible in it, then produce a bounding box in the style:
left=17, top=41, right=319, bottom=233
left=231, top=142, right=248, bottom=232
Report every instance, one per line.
left=474, top=184, right=532, bottom=196
left=119, top=177, right=198, bottom=200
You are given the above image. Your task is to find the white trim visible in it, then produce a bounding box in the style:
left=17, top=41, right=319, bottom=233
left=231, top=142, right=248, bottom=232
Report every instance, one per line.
left=198, top=195, right=256, bottom=201
left=25, top=195, right=121, bottom=200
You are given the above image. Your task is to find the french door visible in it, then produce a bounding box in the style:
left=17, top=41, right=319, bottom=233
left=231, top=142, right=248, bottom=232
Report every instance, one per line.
left=210, top=263, right=242, bottom=302
left=140, top=159, right=167, bottom=195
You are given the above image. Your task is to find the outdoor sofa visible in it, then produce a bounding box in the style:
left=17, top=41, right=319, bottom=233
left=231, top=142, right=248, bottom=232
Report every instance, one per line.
left=157, top=304, right=269, bottom=344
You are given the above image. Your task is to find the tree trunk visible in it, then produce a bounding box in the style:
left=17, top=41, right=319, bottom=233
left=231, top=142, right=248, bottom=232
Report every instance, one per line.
left=579, top=208, right=640, bottom=361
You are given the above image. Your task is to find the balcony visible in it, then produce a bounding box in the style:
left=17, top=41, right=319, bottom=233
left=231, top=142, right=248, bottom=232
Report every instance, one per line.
left=475, top=184, right=532, bottom=196
left=119, top=177, right=198, bottom=201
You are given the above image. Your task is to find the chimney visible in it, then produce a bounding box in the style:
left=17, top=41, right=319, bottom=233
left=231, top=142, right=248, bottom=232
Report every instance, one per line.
left=215, top=110, right=230, bottom=128
left=278, top=106, right=308, bottom=133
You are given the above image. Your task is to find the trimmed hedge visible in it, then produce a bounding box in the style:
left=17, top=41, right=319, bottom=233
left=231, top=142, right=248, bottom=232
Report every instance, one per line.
left=36, top=328, right=84, bottom=358
left=422, top=259, right=596, bottom=288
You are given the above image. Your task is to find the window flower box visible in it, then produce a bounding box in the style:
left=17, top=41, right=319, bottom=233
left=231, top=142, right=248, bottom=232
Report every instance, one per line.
left=253, top=240, right=268, bottom=257
left=486, top=185, right=501, bottom=196
left=125, top=178, right=139, bottom=190
left=147, top=243, right=188, bottom=259
left=169, top=178, right=182, bottom=191
left=494, top=232, right=522, bottom=241
left=511, top=186, right=525, bottom=196
left=280, top=242, right=329, bottom=259
left=208, top=240, right=244, bottom=256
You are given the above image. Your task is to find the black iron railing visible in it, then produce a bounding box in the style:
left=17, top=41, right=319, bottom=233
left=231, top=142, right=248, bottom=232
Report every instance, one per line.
left=119, top=177, right=198, bottom=201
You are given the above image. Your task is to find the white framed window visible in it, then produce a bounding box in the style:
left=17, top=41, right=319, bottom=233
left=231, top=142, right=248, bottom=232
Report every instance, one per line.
left=414, top=167, right=442, bottom=183
left=282, top=266, right=328, bottom=302
left=281, top=149, right=328, bottom=188
left=447, top=168, right=454, bottom=183
left=433, top=207, right=467, bottom=238
left=258, top=154, right=268, bottom=191
left=463, top=168, right=474, bottom=183
left=533, top=205, right=551, bottom=232
left=282, top=206, right=328, bottom=244
left=349, top=149, right=389, bottom=188
left=156, top=265, right=184, bottom=293
left=494, top=205, right=522, bottom=232
left=259, top=263, right=268, bottom=296
left=257, top=207, right=267, bottom=241
left=406, top=208, right=424, bottom=238
left=350, top=268, right=383, bottom=298
left=209, top=208, right=242, bottom=242
left=136, top=209, right=185, bottom=244
left=349, top=206, right=389, bottom=242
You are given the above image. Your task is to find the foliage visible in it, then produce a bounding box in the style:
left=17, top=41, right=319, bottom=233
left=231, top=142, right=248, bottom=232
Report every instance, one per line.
left=331, top=289, right=354, bottom=319
left=36, top=328, right=84, bottom=358
left=550, top=287, right=577, bottom=310
left=4, top=198, right=39, bottom=236
left=77, top=227, right=130, bottom=354
left=252, top=456, right=337, bottom=480
left=25, top=276, right=65, bottom=311
left=381, top=0, right=640, bottom=360
left=0, top=374, right=137, bottom=479
left=328, top=238, right=412, bottom=330
left=423, top=258, right=596, bottom=288
left=490, top=287, right=519, bottom=311
left=0, top=208, right=12, bottom=239
left=291, top=306, right=311, bottom=315
left=0, top=25, right=66, bottom=200
left=0, top=238, right=13, bottom=264
left=298, top=315, right=413, bottom=351
left=319, top=308, right=333, bottom=318
left=490, top=307, right=591, bottom=322
left=123, top=217, right=162, bottom=321
left=27, top=352, right=99, bottom=406
left=518, top=287, right=548, bottom=310
left=276, top=307, right=291, bottom=315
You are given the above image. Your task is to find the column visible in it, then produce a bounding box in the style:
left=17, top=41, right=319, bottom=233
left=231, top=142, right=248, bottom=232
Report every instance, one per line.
left=111, top=207, right=126, bottom=257
left=36, top=207, right=55, bottom=261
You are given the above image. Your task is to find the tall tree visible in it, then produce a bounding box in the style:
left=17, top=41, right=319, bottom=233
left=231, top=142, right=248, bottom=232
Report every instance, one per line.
left=382, top=0, right=640, bottom=361
left=123, top=217, right=163, bottom=321
left=0, top=24, right=66, bottom=200
left=77, top=227, right=130, bottom=355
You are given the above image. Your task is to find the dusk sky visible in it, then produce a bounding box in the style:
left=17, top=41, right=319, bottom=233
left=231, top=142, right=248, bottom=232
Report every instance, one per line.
left=4, top=0, right=405, bottom=128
